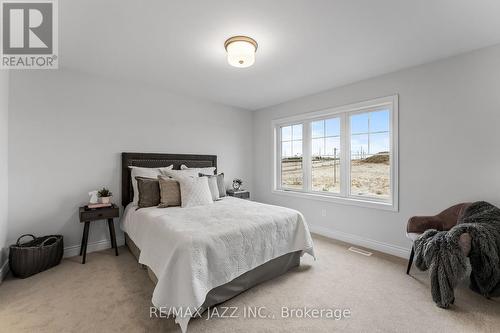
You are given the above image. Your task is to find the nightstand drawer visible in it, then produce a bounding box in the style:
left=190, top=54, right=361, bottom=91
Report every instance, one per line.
left=226, top=190, right=250, bottom=199
left=79, top=206, right=119, bottom=222
left=235, top=192, right=250, bottom=199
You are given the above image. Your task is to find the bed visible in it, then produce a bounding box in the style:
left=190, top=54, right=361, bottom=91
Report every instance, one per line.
left=120, top=153, right=315, bottom=332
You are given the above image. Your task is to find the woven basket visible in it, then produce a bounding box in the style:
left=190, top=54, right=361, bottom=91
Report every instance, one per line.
left=9, top=234, right=64, bottom=278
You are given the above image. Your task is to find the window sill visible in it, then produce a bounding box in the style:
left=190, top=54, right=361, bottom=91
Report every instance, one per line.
left=271, top=189, right=398, bottom=211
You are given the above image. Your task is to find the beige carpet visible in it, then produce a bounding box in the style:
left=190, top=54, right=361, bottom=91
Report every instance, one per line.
left=0, top=235, right=498, bottom=333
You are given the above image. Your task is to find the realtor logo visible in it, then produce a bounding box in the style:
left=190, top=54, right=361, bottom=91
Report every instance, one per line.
left=1, top=0, right=58, bottom=69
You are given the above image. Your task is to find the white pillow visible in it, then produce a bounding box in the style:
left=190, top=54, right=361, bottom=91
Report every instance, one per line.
left=162, top=169, right=199, bottom=179
left=205, top=176, right=220, bottom=201
left=180, top=164, right=216, bottom=175
left=129, top=165, right=173, bottom=205
left=177, top=176, right=213, bottom=208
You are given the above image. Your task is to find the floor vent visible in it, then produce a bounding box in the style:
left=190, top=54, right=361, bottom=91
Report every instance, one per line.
left=348, top=246, right=373, bottom=256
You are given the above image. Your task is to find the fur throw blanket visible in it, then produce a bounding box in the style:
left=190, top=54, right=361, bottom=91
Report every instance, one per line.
left=414, top=201, right=500, bottom=308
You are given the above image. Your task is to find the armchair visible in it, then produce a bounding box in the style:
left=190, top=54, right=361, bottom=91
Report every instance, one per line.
left=406, top=203, right=471, bottom=274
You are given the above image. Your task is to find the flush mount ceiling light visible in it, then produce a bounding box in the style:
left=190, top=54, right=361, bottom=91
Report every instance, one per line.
left=224, top=36, right=258, bottom=68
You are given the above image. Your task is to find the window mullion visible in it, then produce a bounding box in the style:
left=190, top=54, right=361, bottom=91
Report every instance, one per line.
left=367, top=113, right=371, bottom=156
left=303, top=121, right=311, bottom=192
left=340, top=113, right=349, bottom=197
left=276, top=126, right=282, bottom=190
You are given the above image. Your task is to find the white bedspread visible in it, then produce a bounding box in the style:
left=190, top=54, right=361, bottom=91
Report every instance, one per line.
left=120, top=197, right=315, bottom=331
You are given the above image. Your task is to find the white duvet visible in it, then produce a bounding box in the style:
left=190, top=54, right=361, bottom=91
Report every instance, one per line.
left=121, top=197, right=315, bottom=331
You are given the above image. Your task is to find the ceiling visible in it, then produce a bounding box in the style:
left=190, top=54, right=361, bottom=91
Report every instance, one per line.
left=61, top=0, right=500, bottom=110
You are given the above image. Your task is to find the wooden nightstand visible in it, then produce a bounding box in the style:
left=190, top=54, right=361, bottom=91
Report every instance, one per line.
left=226, top=189, right=250, bottom=200
left=79, top=204, right=119, bottom=264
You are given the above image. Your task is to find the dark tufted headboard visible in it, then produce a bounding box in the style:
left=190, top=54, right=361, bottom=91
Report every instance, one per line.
left=121, top=152, right=217, bottom=207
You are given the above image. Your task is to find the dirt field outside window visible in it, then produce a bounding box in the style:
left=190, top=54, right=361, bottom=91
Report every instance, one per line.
left=281, top=154, right=390, bottom=200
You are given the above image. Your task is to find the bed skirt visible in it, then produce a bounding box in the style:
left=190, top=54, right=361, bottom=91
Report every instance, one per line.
left=124, top=232, right=301, bottom=313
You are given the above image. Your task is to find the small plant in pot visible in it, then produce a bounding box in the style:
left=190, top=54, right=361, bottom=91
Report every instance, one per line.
left=97, top=187, right=113, bottom=204
left=232, top=179, right=243, bottom=191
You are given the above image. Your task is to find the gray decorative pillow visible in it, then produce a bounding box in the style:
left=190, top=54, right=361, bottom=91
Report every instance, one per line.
left=200, top=172, right=225, bottom=197
left=200, top=175, right=220, bottom=201
left=129, top=165, right=173, bottom=205
left=157, top=176, right=181, bottom=207
left=135, top=177, right=160, bottom=209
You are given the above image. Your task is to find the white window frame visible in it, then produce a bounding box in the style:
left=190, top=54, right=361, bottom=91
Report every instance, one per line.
left=272, top=95, right=399, bottom=211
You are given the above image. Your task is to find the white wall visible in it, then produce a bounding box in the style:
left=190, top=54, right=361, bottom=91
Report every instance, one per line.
left=0, top=71, right=8, bottom=277
left=253, top=44, right=500, bottom=257
left=8, top=69, right=253, bottom=254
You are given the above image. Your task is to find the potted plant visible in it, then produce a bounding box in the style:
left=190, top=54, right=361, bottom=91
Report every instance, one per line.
left=97, top=187, right=113, bottom=204
left=232, top=179, right=243, bottom=191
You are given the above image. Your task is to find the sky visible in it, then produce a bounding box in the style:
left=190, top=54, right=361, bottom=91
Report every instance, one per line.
left=281, top=109, right=390, bottom=158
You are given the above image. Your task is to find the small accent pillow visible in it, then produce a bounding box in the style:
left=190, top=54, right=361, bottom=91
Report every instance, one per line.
left=130, top=165, right=173, bottom=205
left=157, top=176, right=181, bottom=208
left=135, top=177, right=160, bottom=209
left=201, top=175, right=220, bottom=201
left=201, top=172, right=225, bottom=197
left=177, top=176, right=213, bottom=208
left=181, top=164, right=216, bottom=175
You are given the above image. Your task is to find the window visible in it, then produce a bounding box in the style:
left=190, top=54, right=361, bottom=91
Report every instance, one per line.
left=273, top=95, right=398, bottom=211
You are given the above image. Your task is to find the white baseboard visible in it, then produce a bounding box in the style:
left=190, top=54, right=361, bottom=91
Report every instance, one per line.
left=64, top=237, right=125, bottom=258
left=0, top=259, right=9, bottom=284
left=310, top=225, right=411, bottom=259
